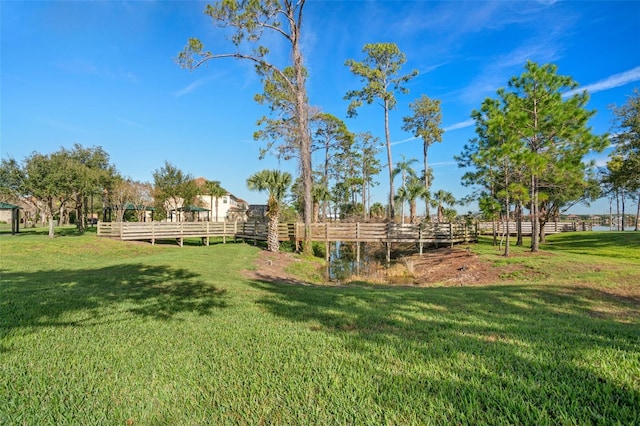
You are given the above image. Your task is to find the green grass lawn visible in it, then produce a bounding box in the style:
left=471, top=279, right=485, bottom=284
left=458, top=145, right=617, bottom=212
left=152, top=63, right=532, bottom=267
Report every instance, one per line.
left=1, top=228, right=639, bottom=424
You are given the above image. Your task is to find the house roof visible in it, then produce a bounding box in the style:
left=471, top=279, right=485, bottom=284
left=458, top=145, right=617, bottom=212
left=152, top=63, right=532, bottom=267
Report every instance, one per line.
left=0, top=202, right=20, bottom=209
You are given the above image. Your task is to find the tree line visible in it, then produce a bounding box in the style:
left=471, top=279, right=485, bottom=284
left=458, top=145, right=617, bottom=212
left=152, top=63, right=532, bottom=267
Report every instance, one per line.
left=174, top=0, right=637, bottom=254
left=1, top=1, right=638, bottom=254
left=0, top=151, right=226, bottom=238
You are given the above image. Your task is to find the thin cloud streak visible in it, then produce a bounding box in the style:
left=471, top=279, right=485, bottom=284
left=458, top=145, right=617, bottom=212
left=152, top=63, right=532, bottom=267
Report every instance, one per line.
left=391, top=119, right=475, bottom=146
left=431, top=161, right=457, bottom=168
left=116, top=117, right=146, bottom=129
left=174, top=78, right=208, bottom=98
left=444, top=119, right=474, bottom=132
left=390, top=136, right=418, bottom=146
left=567, top=66, right=640, bottom=96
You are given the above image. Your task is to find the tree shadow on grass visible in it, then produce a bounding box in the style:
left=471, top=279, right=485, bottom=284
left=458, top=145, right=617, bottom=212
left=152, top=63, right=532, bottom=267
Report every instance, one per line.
left=0, top=263, right=227, bottom=334
left=1, top=226, right=89, bottom=237
left=249, top=276, right=640, bottom=423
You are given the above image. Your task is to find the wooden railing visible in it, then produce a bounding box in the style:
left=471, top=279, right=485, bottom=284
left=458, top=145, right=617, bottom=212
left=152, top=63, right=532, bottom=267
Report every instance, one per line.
left=98, top=221, right=477, bottom=247
left=308, top=222, right=474, bottom=244
left=477, top=221, right=589, bottom=235
left=98, top=221, right=238, bottom=247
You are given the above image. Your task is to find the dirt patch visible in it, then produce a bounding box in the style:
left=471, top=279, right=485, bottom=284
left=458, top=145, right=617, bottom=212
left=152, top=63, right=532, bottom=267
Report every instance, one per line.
left=400, top=247, right=503, bottom=286
left=242, top=250, right=313, bottom=286
left=243, top=246, right=640, bottom=294
left=243, top=246, right=509, bottom=287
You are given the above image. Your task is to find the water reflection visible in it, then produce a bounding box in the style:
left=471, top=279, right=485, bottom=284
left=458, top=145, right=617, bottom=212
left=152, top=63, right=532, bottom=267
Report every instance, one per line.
left=325, top=241, right=365, bottom=282
left=326, top=241, right=410, bottom=283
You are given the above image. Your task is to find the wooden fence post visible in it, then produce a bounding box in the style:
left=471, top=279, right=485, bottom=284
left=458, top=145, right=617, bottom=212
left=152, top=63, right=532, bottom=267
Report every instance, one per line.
left=254, top=220, right=258, bottom=246
left=325, top=223, right=330, bottom=262
left=356, top=222, right=361, bottom=266
left=386, top=223, right=392, bottom=265
left=449, top=223, right=454, bottom=248
left=234, top=221, right=238, bottom=243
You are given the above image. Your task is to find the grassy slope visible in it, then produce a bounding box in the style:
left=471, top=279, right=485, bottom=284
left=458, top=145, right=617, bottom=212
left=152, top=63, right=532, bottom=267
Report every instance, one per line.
left=1, top=228, right=639, bottom=424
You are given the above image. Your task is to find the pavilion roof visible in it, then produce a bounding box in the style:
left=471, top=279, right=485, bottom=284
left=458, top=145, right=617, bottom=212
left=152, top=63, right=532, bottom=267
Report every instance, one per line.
left=0, top=202, right=20, bottom=209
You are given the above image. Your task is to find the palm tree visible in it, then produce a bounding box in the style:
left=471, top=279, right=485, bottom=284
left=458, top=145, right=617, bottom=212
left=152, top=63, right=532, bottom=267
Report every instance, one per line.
left=405, top=178, right=429, bottom=224
left=247, top=169, right=292, bottom=252
left=394, top=187, right=408, bottom=222
left=431, top=189, right=456, bottom=223
left=369, top=202, right=385, bottom=219
left=204, top=180, right=227, bottom=222
left=392, top=154, right=418, bottom=223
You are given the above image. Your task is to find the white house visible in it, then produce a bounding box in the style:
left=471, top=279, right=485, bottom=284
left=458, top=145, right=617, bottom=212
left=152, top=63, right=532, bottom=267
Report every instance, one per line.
left=193, top=177, right=248, bottom=222
left=196, top=192, right=248, bottom=222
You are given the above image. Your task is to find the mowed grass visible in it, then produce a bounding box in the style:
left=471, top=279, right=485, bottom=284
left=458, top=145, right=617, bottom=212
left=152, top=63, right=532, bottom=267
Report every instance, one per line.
left=1, top=228, right=639, bottom=424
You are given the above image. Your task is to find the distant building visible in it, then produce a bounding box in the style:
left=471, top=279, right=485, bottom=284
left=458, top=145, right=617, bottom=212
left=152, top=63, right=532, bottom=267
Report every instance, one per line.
left=192, top=177, right=248, bottom=222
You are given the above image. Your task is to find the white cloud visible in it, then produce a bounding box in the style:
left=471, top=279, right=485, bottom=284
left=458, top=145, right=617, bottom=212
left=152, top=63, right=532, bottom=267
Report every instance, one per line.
left=123, top=71, right=138, bottom=84
left=390, top=136, right=418, bottom=146
left=444, top=119, right=475, bottom=132
left=458, top=38, right=564, bottom=105
left=116, top=117, right=146, bottom=129
left=174, top=70, right=233, bottom=97
left=566, top=66, right=640, bottom=96
left=174, top=78, right=208, bottom=98
left=391, top=119, right=474, bottom=145
left=430, top=161, right=458, bottom=168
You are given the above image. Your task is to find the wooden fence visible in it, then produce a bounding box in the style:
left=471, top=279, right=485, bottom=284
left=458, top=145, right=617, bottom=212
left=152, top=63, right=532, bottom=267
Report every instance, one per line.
left=477, top=221, right=590, bottom=235
left=308, top=222, right=475, bottom=245
left=98, top=221, right=477, bottom=250
left=97, top=221, right=238, bottom=247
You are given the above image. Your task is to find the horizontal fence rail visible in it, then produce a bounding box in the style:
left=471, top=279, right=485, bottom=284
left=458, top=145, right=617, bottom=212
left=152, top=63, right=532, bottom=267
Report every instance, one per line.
left=308, top=222, right=474, bottom=244
left=97, top=221, right=238, bottom=247
left=477, top=221, right=589, bottom=235
left=98, top=221, right=478, bottom=247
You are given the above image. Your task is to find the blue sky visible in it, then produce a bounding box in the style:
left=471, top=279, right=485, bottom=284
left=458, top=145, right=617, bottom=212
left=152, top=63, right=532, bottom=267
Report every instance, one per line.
left=2, top=0, right=639, bottom=215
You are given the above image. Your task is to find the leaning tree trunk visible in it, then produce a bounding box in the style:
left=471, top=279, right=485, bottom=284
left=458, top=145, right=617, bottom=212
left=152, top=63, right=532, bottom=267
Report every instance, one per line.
left=539, top=219, right=547, bottom=244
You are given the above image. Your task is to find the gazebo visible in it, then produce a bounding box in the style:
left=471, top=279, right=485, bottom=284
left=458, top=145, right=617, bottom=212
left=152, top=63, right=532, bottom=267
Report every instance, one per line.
left=175, top=205, right=211, bottom=222
left=0, top=202, right=21, bottom=234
